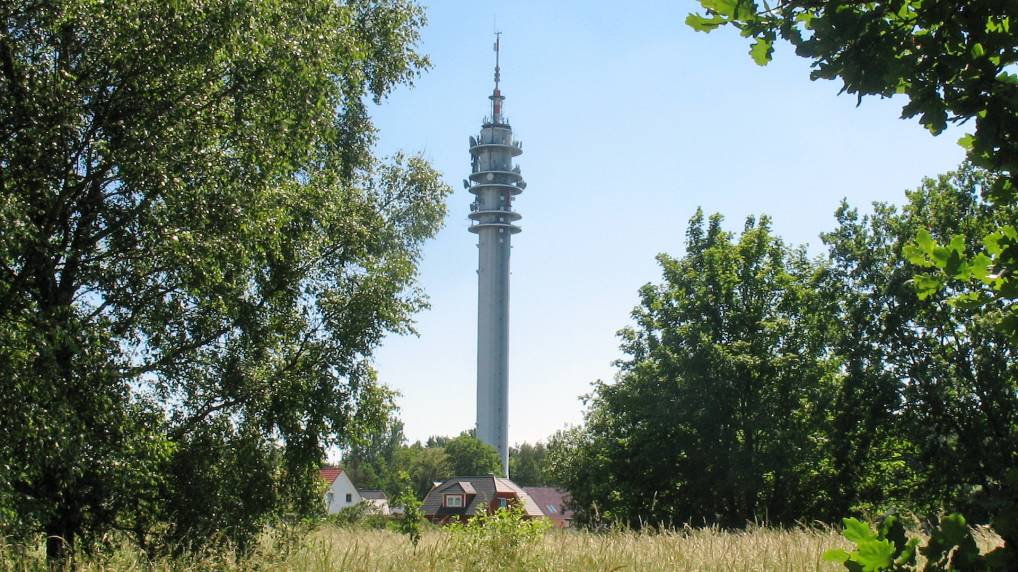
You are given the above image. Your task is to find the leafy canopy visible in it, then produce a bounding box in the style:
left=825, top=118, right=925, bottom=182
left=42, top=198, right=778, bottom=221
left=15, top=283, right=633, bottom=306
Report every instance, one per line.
left=687, top=0, right=1018, bottom=341
left=550, top=166, right=1016, bottom=538
left=509, top=442, right=553, bottom=487
left=551, top=211, right=841, bottom=527
left=445, top=433, right=503, bottom=477
left=0, top=0, right=448, bottom=557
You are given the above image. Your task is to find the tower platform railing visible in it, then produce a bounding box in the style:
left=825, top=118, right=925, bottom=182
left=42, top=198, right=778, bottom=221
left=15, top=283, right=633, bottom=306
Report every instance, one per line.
left=468, top=208, right=522, bottom=222
left=469, top=142, right=523, bottom=157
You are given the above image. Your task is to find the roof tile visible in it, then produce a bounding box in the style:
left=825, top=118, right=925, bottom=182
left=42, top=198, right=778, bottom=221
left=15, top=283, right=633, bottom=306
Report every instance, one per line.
left=318, top=467, right=343, bottom=485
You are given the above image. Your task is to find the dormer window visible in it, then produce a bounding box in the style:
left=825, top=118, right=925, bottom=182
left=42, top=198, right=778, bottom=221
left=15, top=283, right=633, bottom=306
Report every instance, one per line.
left=444, top=494, right=464, bottom=508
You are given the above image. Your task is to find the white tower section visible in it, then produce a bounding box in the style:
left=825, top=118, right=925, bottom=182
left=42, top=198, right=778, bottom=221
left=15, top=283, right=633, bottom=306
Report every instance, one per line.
left=466, top=34, right=524, bottom=476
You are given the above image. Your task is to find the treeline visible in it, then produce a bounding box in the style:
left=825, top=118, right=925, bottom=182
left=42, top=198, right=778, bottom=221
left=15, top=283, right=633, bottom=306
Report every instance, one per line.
left=547, top=165, right=1017, bottom=529
left=343, top=423, right=555, bottom=499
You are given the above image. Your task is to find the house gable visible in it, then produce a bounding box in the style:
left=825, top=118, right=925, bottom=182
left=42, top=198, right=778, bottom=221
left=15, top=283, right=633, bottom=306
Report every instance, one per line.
left=319, top=467, right=362, bottom=514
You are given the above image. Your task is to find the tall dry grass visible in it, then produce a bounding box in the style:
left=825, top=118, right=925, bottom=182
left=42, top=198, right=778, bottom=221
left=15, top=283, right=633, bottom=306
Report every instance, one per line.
left=0, top=524, right=1003, bottom=571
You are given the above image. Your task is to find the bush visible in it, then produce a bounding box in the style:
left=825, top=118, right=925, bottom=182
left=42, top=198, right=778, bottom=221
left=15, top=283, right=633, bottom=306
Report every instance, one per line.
left=327, top=503, right=392, bottom=530
left=447, top=504, right=551, bottom=567
left=393, top=478, right=425, bottom=548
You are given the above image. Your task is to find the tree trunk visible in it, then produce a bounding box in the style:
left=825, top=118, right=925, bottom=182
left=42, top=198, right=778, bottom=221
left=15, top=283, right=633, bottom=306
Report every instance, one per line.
left=45, top=523, right=72, bottom=566
left=41, top=305, right=80, bottom=567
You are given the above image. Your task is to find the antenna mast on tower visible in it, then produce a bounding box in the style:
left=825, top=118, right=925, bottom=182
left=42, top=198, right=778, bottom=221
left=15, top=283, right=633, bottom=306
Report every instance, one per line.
left=491, top=30, right=503, bottom=122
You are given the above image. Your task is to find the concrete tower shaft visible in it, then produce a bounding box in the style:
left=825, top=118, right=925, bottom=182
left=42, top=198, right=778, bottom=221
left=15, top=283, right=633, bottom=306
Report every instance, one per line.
left=466, top=35, right=524, bottom=477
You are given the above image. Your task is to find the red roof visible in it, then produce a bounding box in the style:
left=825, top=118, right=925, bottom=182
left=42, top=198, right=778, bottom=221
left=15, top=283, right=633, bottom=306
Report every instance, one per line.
left=523, top=486, right=574, bottom=524
left=319, top=467, right=343, bottom=485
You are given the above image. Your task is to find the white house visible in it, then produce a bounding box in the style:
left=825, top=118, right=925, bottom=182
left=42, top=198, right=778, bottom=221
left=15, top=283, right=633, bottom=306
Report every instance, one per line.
left=319, top=467, right=362, bottom=514
left=359, top=489, right=391, bottom=516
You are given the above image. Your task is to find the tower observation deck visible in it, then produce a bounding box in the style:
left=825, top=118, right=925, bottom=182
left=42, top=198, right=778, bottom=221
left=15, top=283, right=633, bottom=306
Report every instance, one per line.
left=466, top=33, right=524, bottom=476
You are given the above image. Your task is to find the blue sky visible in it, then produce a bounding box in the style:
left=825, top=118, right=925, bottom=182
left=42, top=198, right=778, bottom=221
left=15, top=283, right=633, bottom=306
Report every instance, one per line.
left=366, top=1, right=967, bottom=446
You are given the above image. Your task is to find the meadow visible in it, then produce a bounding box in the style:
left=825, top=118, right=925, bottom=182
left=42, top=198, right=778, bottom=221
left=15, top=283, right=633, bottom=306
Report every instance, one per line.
left=0, top=524, right=1004, bottom=572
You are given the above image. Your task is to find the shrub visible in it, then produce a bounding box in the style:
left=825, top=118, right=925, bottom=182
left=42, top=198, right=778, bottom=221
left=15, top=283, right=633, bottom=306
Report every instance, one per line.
left=393, top=477, right=424, bottom=548
left=448, top=504, right=551, bottom=567
left=327, top=503, right=392, bottom=531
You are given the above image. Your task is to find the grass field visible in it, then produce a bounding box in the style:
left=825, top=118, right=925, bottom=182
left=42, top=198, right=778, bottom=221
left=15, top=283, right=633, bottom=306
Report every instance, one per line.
left=1, top=524, right=1004, bottom=571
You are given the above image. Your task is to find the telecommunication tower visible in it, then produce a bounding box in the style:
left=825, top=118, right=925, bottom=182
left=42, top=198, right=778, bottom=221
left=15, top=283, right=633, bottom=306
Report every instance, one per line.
left=465, top=33, right=525, bottom=476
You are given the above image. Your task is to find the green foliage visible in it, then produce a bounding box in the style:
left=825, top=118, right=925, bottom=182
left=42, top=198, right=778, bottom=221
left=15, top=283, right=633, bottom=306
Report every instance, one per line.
left=509, top=441, right=552, bottom=486
left=393, top=472, right=424, bottom=548
left=328, top=503, right=372, bottom=527
left=327, top=502, right=391, bottom=531
left=820, top=166, right=1017, bottom=522
left=686, top=0, right=1018, bottom=176
left=546, top=427, right=595, bottom=520
left=823, top=167, right=1016, bottom=568
left=444, top=433, right=503, bottom=477
left=392, top=442, right=453, bottom=499
left=550, top=210, right=841, bottom=527
left=342, top=415, right=407, bottom=496
left=551, top=165, right=1016, bottom=537
left=824, top=514, right=1006, bottom=571
left=0, top=0, right=447, bottom=559
left=823, top=517, right=918, bottom=572
left=905, top=223, right=1018, bottom=335
left=922, top=515, right=988, bottom=571
left=343, top=428, right=501, bottom=500
left=686, top=0, right=1018, bottom=349
left=447, top=504, right=551, bottom=567
left=426, top=434, right=454, bottom=448
left=161, top=421, right=285, bottom=555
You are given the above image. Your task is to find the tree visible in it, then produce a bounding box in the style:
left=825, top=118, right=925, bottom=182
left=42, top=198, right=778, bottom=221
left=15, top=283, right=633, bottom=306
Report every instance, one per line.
left=394, top=443, right=453, bottom=499
left=509, top=442, right=551, bottom=486
left=342, top=416, right=407, bottom=493
left=162, top=421, right=282, bottom=555
left=425, top=434, right=454, bottom=448
left=687, top=0, right=1018, bottom=342
left=821, top=165, right=1017, bottom=524
left=545, top=428, right=600, bottom=523
left=445, top=433, right=503, bottom=477
left=393, top=471, right=423, bottom=548
left=687, top=4, right=1017, bottom=555
left=0, top=0, right=447, bottom=558
left=549, top=167, right=1015, bottom=548
left=550, top=211, right=841, bottom=527
left=381, top=430, right=500, bottom=499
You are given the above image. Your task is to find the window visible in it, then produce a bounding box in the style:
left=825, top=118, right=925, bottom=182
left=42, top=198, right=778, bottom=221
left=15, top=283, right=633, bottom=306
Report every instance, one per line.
left=444, top=494, right=464, bottom=508
left=345, top=493, right=352, bottom=503
left=326, top=492, right=334, bottom=506
left=546, top=504, right=558, bottom=514
left=498, top=498, right=508, bottom=509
